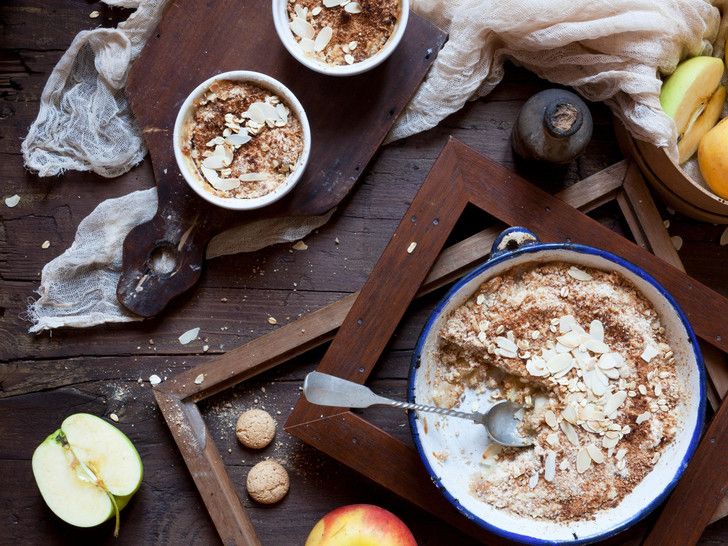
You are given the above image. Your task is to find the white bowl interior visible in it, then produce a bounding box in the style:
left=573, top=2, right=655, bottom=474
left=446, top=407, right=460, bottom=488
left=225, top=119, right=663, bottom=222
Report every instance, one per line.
left=173, top=70, right=311, bottom=211
left=271, top=0, right=410, bottom=76
left=412, top=248, right=702, bottom=543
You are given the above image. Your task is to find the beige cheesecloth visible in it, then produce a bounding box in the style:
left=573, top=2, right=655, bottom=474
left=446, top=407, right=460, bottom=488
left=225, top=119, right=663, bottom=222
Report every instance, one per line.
left=23, top=0, right=726, bottom=332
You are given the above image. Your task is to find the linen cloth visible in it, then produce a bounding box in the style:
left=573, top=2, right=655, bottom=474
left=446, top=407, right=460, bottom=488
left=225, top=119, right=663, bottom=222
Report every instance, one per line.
left=23, top=0, right=726, bottom=332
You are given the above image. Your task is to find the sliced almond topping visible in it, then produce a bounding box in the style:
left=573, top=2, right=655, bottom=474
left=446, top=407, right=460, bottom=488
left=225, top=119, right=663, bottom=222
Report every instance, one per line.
left=635, top=411, right=651, bottom=424
left=226, top=132, right=251, bottom=146
left=476, top=294, right=486, bottom=305
left=344, top=1, right=362, bottom=13
left=344, top=53, right=355, bottom=65
left=589, top=319, right=604, bottom=341
left=583, top=338, right=610, bottom=354
left=557, top=330, right=584, bottom=348
left=495, top=336, right=518, bottom=354
left=202, top=155, right=227, bottom=170
left=209, top=177, right=241, bottom=192
left=576, top=447, right=591, bottom=473
left=239, top=172, right=270, bottom=182
left=586, top=443, right=604, bottom=464
left=528, top=472, right=539, bottom=489
left=314, top=26, right=333, bottom=52
left=544, top=410, right=558, bottom=429
left=615, top=448, right=627, bottom=460
left=323, top=0, right=340, bottom=6
left=567, top=266, right=592, bottom=281
left=640, top=344, right=659, bottom=363
left=546, top=432, right=560, bottom=446
left=299, top=37, right=315, bottom=52
left=561, top=404, right=578, bottom=424
left=526, top=356, right=549, bottom=377
left=546, top=353, right=572, bottom=374
left=544, top=451, right=557, bottom=482
left=560, top=420, right=580, bottom=446
left=290, top=16, right=315, bottom=39
left=311, top=6, right=322, bottom=15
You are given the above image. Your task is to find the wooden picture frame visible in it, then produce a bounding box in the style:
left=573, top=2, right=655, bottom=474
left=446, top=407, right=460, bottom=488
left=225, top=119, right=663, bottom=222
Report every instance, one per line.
left=155, top=139, right=728, bottom=545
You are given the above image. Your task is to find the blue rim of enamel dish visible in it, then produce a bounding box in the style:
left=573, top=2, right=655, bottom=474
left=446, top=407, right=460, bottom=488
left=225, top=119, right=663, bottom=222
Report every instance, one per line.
left=407, top=229, right=706, bottom=545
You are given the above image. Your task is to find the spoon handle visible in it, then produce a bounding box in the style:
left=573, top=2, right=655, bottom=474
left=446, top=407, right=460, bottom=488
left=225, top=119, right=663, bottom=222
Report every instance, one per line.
left=303, top=372, right=479, bottom=422
left=382, top=399, right=479, bottom=421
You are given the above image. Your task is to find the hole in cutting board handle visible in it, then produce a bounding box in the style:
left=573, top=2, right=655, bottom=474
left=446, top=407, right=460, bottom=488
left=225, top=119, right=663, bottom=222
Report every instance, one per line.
left=148, top=242, right=179, bottom=276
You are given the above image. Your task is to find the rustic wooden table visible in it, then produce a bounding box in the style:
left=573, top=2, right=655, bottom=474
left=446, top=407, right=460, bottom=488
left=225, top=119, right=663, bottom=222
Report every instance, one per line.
left=2, top=2, right=728, bottom=544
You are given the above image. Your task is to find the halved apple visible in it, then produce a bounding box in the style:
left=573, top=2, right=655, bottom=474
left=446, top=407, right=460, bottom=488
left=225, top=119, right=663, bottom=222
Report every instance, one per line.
left=659, top=56, right=725, bottom=163
left=32, top=413, right=143, bottom=536
left=677, top=85, right=726, bottom=164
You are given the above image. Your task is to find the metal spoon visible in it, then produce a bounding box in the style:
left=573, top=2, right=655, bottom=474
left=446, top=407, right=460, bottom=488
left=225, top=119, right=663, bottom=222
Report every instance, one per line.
left=303, top=371, right=533, bottom=448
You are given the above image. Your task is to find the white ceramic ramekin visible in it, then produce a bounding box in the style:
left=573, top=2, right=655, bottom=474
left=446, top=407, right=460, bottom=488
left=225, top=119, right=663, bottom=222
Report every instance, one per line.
left=173, top=70, right=311, bottom=211
left=272, top=0, right=410, bottom=76
left=409, top=227, right=705, bottom=544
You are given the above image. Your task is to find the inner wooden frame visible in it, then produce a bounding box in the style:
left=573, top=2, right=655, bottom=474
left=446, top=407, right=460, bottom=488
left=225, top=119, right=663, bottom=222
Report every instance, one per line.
left=154, top=139, right=728, bottom=545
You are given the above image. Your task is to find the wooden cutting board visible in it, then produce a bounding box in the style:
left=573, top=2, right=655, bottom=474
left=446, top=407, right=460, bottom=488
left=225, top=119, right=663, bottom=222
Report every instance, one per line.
left=117, top=0, right=446, bottom=318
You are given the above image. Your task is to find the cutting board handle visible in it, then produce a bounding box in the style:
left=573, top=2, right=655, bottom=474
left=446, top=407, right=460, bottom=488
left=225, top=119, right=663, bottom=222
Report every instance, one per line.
left=117, top=207, right=213, bottom=318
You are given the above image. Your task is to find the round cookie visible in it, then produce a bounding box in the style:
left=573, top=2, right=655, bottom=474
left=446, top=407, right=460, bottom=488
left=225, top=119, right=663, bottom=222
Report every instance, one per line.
left=236, top=408, right=276, bottom=449
left=246, top=460, right=289, bottom=504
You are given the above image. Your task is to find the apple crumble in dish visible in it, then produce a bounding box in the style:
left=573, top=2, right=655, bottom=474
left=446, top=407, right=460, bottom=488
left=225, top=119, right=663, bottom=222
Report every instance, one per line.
left=430, top=262, right=683, bottom=521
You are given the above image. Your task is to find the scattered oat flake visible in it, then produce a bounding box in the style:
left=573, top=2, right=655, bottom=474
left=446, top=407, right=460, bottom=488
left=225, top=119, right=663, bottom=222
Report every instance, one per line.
left=89, top=10, right=100, bottom=18
left=178, top=327, right=200, bottom=345
left=720, top=227, right=728, bottom=246
left=4, top=195, right=20, bottom=208
left=670, top=235, right=683, bottom=251
left=292, top=240, right=308, bottom=251
left=203, top=344, right=210, bottom=352
left=41, top=240, right=50, bottom=249
left=194, top=373, right=205, bottom=385
left=149, top=374, right=162, bottom=386
left=109, top=413, right=119, bottom=422
left=335, top=237, right=340, bottom=244
left=268, top=317, right=278, bottom=325
left=407, top=242, right=417, bottom=254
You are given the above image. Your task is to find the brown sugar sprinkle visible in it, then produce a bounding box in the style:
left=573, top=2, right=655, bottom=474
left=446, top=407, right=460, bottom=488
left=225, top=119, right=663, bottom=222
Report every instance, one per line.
left=184, top=80, right=304, bottom=199
left=287, top=0, right=399, bottom=65
left=431, top=262, right=684, bottom=522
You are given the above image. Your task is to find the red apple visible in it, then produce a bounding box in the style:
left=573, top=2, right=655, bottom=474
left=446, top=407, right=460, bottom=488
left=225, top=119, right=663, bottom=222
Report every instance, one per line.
left=305, top=504, right=417, bottom=546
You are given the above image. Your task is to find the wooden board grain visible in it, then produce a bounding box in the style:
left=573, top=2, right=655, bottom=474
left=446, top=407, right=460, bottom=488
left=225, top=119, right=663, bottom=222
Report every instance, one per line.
left=117, top=0, right=447, bottom=318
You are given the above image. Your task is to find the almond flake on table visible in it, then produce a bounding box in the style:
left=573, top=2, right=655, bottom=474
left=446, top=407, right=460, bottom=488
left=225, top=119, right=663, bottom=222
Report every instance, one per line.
left=41, top=240, right=50, bottom=249
left=4, top=195, right=20, bottom=208
left=292, top=241, right=308, bottom=251
left=670, top=235, right=683, bottom=251
left=720, top=227, right=728, bottom=246
left=109, top=413, right=119, bottom=422
left=89, top=10, right=100, bottom=18
left=149, top=374, right=162, bottom=386
left=268, top=317, right=278, bottom=325
left=407, top=242, right=417, bottom=253
left=194, top=373, right=205, bottom=385
left=178, top=327, right=200, bottom=345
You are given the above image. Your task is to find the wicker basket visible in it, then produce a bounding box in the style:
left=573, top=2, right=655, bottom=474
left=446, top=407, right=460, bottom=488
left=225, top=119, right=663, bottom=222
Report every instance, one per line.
left=615, top=120, right=728, bottom=224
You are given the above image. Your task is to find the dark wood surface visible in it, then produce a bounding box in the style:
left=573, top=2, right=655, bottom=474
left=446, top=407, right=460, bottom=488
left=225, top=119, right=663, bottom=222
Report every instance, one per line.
left=118, top=0, right=446, bottom=317
left=2, top=1, right=728, bottom=544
